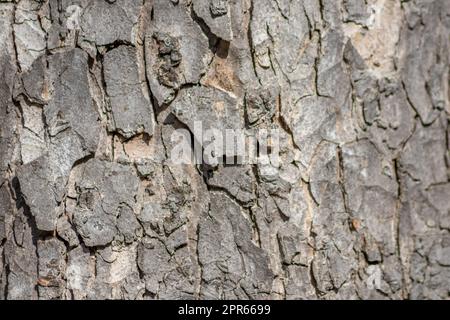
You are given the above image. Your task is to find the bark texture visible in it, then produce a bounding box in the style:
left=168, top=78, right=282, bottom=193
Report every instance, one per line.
left=0, top=0, right=450, bottom=300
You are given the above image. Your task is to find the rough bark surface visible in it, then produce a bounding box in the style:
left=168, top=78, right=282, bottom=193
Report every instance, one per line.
left=0, top=0, right=449, bottom=300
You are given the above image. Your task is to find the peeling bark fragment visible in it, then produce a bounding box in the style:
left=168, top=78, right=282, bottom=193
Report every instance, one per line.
left=198, top=192, right=273, bottom=299
left=104, top=45, right=154, bottom=138
left=71, top=159, right=140, bottom=247
left=116, top=205, right=142, bottom=244
left=193, top=0, right=233, bottom=41
left=17, top=157, right=59, bottom=231
left=15, top=55, right=48, bottom=104
left=343, top=0, right=370, bottom=24
left=277, top=224, right=311, bottom=266
left=144, top=0, right=211, bottom=104
left=13, top=0, right=46, bottom=71
left=317, top=31, right=352, bottom=107
left=79, top=0, right=143, bottom=46
left=376, top=81, right=416, bottom=149
left=45, top=48, right=100, bottom=172
left=56, top=215, right=80, bottom=248
left=400, top=120, right=448, bottom=188
left=171, top=86, right=243, bottom=144
left=74, top=212, right=117, bottom=248
left=208, top=165, right=255, bottom=205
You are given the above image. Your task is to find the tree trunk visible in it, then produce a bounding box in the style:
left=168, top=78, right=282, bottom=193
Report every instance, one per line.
left=0, top=0, right=449, bottom=300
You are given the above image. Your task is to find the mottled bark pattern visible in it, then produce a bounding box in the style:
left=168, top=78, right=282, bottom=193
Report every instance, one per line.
left=0, top=0, right=449, bottom=300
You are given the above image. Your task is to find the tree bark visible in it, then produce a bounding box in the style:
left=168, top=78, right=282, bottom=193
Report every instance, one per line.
left=0, top=0, right=449, bottom=300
